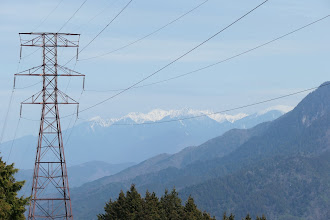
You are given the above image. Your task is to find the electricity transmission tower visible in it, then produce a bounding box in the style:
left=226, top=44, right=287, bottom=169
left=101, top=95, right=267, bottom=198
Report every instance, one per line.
left=16, top=33, right=84, bottom=219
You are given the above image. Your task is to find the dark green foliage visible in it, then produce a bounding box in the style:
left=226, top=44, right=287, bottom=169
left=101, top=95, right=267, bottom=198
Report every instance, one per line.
left=222, top=213, right=266, bottom=220
left=126, top=185, right=143, bottom=219
left=143, top=191, right=161, bottom=219
left=98, top=185, right=215, bottom=220
left=183, top=196, right=202, bottom=220
left=184, top=196, right=217, bottom=220
left=255, top=215, right=266, bottom=220
left=160, top=188, right=184, bottom=219
left=0, top=157, right=29, bottom=219
left=244, top=213, right=252, bottom=220
left=222, top=213, right=235, bottom=220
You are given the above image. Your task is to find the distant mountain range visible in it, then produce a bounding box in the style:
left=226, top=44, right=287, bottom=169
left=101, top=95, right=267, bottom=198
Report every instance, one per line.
left=1, top=107, right=288, bottom=169
left=68, top=83, right=330, bottom=220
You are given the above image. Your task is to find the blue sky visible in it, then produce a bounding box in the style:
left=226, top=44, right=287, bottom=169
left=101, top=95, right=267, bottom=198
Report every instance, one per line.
left=0, top=0, right=329, bottom=140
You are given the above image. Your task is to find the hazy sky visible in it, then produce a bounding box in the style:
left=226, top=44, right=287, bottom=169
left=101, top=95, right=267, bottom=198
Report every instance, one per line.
left=0, top=0, right=329, bottom=140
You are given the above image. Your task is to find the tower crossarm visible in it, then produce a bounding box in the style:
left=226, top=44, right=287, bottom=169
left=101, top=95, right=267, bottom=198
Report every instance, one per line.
left=19, top=33, right=80, bottom=48
left=14, top=66, right=85, bottom=90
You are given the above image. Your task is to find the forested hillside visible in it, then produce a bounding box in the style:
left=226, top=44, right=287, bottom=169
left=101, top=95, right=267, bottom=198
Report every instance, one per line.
left=69, top=83, right=330, bottom=219
left=180, top=153, right=330, bottom=219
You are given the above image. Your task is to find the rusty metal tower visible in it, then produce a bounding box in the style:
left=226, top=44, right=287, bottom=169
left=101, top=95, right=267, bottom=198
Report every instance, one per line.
left=16, top=33, right=85, bottom=219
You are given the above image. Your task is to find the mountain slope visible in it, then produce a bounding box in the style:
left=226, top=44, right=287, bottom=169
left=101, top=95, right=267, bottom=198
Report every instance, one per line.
left=180, top=152, right=330, bottom=220
left=93, top=121, right=271, bottom=185
left=1, top=109, right=284, bottom=169
left=134, top=83, right=330, bottom=189
left=70, top=83, right=330, bottom=220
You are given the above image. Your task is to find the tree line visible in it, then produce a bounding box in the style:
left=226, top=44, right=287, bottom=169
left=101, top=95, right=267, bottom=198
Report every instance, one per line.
left=98, top=184, right=267, bottom=220
left=0, top=158, right=267, bottom=220
left=98, top=184, right=215, bottom=220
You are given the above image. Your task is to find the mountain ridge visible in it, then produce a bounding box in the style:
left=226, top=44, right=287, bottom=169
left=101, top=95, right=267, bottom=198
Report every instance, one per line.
left=69, top=83, right=330, bottom=220
left=2, top=108, right=285, bottom=168
left=89, top=106, right=292, bottom=127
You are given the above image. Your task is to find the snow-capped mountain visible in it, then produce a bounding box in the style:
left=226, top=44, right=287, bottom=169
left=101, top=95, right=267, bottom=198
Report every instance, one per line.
left=89, top=109, right=249, bottom=128
left=88, top=106, right=292, bottom=129
left=1, top=106, right=292, bottom=169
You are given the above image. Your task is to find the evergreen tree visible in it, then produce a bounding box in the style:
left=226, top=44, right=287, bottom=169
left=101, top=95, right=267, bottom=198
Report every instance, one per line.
left=99, top=186, right=216, bottom=219
left=222, top=213, right=235, bottom=220
left=256, top=215, right=267, bottom=220
left=98, top=190, right=128, bottom=220
left=244, top=213, right=252, bottom=220
left=222, top=212, right=267, bottom=220
left=116, top=190, right=128, bottom=218
left=183, top=196, right=216, bottom=220
left=202, top=211, right=216, bottom=220
left=183, top=196, right=203, bottom=220
left=229, top=213, right=235, bottom=220
left=100, top=199, right=115, bottom=219
left=0, top=157, right=29, bottom=220
left=143, top=191, right=161, bottom=220
left=125, top=184, right=143, bottom=219
left=99, top=185, right=262, bottom=220
left=160, top=188, right=184, bottom=219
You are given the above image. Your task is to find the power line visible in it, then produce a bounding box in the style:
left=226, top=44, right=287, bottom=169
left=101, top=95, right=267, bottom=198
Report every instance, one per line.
left=22, top=0, right=65, bottom=60
left=16, top=2, right=85, bottom=161
left=79, top=0, right=210, bottom=61
left=85, top=14, right=330, bottom=93
left=64, top=117, right=78, bottom=146
left=71, top=0, right=269, bottom=116
left=80, top=82, right=330, bottom=126
left=63, top=90, right=84, bottom=144
left=15, top=80, right=42, bottom=90
left=6, top=118, right=21, bottom=163
left=58, top=0, right=88, bottom=33
left=79, top=0, right=134, bottom=54
left=64, top=0, right=134, bottom=66
left=0, top=38, right=24, bottom=152
left=33, top=0, right=64, bottom=31
left=0, top=90, right=15, bottom=149
left=20, top=48, right=40, bottom=60
left=22, top=177, right=33, bottom=197
left=62, top=0, right=134, bottom=101
left=22, top=82, right=330, bottom=125
left=72, top=0, right=122, bottom=34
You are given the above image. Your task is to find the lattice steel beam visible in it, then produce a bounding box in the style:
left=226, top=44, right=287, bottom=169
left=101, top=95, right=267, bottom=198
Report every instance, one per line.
left=17, top=32, right=84, bottom=220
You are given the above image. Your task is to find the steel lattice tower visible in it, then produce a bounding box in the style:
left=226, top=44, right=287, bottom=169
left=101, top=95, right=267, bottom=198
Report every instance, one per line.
left=16, top=33, right=85, bottom=219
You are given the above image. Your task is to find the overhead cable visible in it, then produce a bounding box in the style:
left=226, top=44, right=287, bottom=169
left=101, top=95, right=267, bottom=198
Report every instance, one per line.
left=85, top=14, right=330, bottom=93
left=81, top=82, right=330, bottom=126
left=79, top=0, right=210, bottom=61
left=0, top=90, right=15, bottom=149
left=73, top=0, right=122, bottom=33
left=64, top=0, right=134, bottom=66
left=6, top=118, right=21, bottom=163
left=72, top=0, right=270, bottom=115
left=33, top=0, right=64, bottom=31
left=58, top=0, right=88, bottom=33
